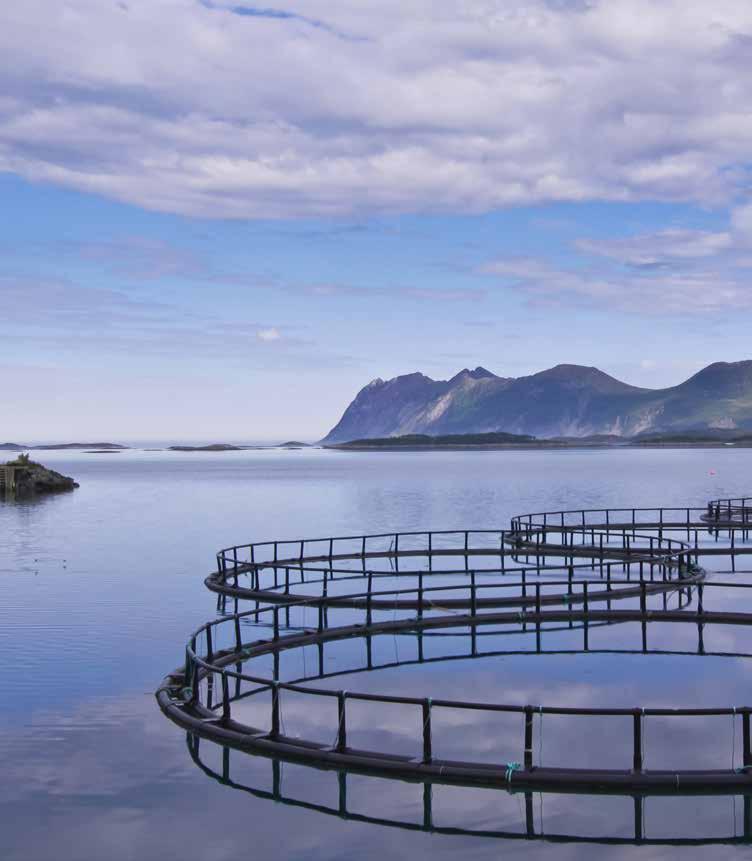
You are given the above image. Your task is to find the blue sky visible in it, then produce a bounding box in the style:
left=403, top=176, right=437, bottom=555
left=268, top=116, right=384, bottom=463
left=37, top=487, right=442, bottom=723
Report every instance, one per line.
left=3, top=2, right=752, bottom=440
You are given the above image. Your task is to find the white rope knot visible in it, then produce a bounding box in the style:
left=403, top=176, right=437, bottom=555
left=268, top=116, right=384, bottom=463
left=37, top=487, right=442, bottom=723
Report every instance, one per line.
left=505, top=761, right=522, bottom=784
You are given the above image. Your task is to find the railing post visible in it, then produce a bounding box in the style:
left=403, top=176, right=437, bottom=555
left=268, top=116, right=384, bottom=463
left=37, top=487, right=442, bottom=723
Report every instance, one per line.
left=524, top=706, right=534, bottom=769
left=270, top=682, right=280, bottom=738
left=338, top=771, right=347, bottom=817
left=422, top=699, right=432, bottom=763
left=634, top=796, right=643, bottom=841
left=423, top=782, right=433, bottom=830
left=633, top=710, right=643, bottom=771
left=337, top=692, right=347, bottom=752
left=583, top=581, right=589, bottom=650
left=640, top=582, right=647, bottom=651
left=206, top=625, right=214, bottom=663
left=744, top=709, right=751, bottom=769
left=221, top=673, right=230, bottom=723
left=273, top=606, right=279, bottom=641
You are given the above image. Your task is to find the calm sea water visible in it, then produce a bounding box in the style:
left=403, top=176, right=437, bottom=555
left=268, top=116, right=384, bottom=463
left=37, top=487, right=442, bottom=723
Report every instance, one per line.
left=1, top=446, right=751, bottom=859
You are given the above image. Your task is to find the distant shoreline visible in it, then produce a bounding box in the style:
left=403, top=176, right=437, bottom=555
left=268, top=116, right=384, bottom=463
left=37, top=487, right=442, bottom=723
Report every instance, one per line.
left=325, top=441, right=752, bottom=452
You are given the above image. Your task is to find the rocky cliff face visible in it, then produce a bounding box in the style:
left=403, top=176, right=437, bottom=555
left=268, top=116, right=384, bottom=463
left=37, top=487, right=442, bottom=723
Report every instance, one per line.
left=4, top=459, right=79, bottom=496
left=322, top=361, right=752, bottom=443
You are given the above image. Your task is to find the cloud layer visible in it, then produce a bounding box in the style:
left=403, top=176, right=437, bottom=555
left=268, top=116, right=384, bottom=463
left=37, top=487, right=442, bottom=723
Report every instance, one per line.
left=3, top=1, right=752, bottom=218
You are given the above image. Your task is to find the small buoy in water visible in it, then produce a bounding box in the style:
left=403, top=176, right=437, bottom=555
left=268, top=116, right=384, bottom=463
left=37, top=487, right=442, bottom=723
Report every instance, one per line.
left=709, top=470, right=716, bottom=476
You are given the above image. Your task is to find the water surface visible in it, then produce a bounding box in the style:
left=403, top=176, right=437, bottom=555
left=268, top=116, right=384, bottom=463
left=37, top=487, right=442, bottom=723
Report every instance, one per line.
left=2, top=447, right=751, bottom=858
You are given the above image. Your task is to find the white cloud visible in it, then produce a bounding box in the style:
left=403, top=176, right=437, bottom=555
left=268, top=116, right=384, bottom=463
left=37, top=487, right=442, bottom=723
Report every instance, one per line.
left=3, top=1, right=752, bottom=217
left=480, top=254, right=752, bottom=313
left=256, top=326, right=282, bottom=341
left=576, top=229, right=734, bottom=268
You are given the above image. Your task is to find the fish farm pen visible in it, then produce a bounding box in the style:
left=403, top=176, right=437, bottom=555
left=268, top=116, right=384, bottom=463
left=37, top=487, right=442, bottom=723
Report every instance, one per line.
left=157, top=496, right=752, bottom=843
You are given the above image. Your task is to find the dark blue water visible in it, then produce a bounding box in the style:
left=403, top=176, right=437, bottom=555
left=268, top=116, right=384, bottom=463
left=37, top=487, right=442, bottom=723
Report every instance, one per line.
left=1, top=447, right=751, bottom=859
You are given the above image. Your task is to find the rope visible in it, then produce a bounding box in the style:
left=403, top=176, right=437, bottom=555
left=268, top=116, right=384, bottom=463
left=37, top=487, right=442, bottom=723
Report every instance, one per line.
left=538, top=790, right=544, bottom=837
left=538, top=705, right=544, bottom=767
left=275, top=681, right=288, bottom=738
left=423, top=698, right=432, bottom=731
left=505, top=761, right=522, bottom=784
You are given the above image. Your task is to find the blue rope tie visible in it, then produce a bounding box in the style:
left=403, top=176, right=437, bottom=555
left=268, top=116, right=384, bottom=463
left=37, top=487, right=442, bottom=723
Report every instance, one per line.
left=505, top=761, right=522, bottom=783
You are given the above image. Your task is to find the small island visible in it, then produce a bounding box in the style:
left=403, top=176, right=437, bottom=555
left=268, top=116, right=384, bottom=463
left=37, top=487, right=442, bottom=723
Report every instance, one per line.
left=327, top=432, right=539, bottom=449
left=325, top=429, right=752, bottom=450
left=168, top=444, right=244, bottom=452
left=0, top=442, right=127, bottom=451
left=1, top=454, right=79, bottom=496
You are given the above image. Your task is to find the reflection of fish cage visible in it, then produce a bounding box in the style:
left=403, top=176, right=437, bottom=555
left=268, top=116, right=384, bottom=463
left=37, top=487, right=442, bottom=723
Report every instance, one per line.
left=187, top=735, right=752, bottom=846
left=157, top=498, right=752, bottom=811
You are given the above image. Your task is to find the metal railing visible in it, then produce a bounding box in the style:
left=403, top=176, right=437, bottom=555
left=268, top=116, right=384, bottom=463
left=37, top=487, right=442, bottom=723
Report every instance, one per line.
left=209, top=525, right=696, bottom=606
left=157, top=495, right=752, bottom=793
left=158, top=576, right=752, bottom=791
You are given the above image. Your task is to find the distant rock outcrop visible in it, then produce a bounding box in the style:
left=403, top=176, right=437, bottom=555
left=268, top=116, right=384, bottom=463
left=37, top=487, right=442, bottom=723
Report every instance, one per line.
left=168, top=444, right=243, bottom=451
left=322, top=361, right=752, bottom=443
left=0, top=442, right=126, bottom=451
left=3, top=456, right=79, bottom=496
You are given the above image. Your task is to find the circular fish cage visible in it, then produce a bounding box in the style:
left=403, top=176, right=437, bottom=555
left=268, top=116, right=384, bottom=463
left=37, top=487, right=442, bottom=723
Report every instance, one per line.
left=704, top=497, right=752, bottom=527
left=157, top=497, right=752, bottom=800
left=206, top=519, right=698, bottom=609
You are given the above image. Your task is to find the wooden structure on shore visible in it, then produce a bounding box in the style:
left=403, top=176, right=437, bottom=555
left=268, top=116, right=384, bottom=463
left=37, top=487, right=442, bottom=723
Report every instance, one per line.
left=0, top=465, right=23, bottom=496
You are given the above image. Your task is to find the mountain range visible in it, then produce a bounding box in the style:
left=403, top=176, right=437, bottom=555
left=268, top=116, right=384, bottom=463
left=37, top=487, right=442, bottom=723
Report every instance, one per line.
left=321, top=361, right=752, bottom=443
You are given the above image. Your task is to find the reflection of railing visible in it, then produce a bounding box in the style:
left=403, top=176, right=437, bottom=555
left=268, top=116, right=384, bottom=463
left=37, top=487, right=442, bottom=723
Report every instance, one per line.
left=187, top=735, right=752, bottom=846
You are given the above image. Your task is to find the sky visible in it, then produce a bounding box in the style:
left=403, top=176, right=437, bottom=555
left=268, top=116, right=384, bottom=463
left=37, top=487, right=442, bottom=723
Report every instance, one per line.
left=3, top=1, right=752, bottom=441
